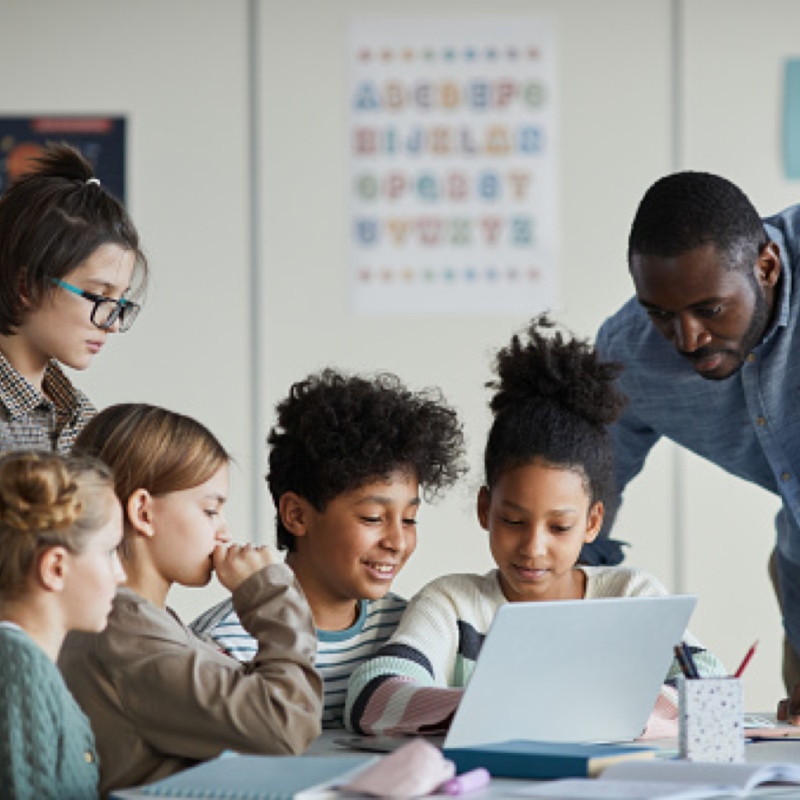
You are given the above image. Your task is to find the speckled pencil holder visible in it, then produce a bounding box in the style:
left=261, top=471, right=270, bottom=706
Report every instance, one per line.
left=678, top=676, right=744, bottom=763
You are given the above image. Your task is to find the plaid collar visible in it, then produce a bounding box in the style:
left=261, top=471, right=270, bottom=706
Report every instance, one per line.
left=0, top=351, right=82, bottom=424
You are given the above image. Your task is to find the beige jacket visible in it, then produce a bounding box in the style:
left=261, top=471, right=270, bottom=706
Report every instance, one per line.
left=59, top=564, right=322, bottom=798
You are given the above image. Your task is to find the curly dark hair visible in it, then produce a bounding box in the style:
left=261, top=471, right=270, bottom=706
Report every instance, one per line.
left=268, top=369, right=467, bottom=550
left=627, top=171, right=768, bottom=272
left=484, top=315, right=627, bottom=505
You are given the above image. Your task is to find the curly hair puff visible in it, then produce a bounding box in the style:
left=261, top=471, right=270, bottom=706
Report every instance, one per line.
left=268, top=369, right=467, bottom=551
left=485, top=314, right=627, bottom=505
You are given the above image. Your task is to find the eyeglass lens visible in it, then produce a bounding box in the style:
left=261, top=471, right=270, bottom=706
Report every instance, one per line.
left=91, top=298, right=139, bottom=332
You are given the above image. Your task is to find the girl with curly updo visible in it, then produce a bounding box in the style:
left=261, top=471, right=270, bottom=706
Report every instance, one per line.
left=345, top=315, right=726, bottom=737
left=59, top=403, right=322, bottom=799
left=0, top=450, right=124, bottom=799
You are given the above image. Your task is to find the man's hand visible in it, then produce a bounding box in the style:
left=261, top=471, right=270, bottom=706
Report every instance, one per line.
left=213, top=543, right=276, bottom=592
left=777, top=683, right=800, bottom=725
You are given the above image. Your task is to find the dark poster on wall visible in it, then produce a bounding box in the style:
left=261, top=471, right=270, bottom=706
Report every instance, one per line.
left=0, top=116, right=126, bottom=202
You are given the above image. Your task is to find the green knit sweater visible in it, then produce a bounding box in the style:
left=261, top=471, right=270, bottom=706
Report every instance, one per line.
left=0, top=624, right=98, bottom=800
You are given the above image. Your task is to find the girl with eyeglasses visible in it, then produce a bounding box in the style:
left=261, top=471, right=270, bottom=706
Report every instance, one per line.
left=0, top=142, right=148, bottom=453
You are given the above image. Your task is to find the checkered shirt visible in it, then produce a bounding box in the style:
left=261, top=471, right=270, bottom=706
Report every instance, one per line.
left=0, top=352, right=95, bottom=453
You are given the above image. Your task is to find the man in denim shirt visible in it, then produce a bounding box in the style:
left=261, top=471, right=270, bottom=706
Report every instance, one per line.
left=584, top=171, right=800, bottom=716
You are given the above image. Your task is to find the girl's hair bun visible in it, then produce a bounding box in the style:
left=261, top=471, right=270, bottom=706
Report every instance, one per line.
left=0, top=451, right=115, bottom=600
left=488, top=313, right=627, bottom=427
left=0, top=452, right=80, bottom=534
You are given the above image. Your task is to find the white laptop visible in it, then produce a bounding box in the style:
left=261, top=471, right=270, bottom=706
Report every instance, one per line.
left=443, top=594, right=697, bottom=749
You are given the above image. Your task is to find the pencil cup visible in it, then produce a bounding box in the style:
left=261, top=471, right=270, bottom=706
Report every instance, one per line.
left=678, top=677, right=744, bottom=763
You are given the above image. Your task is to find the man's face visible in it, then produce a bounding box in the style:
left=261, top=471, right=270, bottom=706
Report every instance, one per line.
left=630, top=242, right=780, bottom=381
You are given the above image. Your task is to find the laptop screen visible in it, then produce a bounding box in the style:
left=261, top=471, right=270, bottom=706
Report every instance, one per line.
left=443, top=594, right=697, bottom=748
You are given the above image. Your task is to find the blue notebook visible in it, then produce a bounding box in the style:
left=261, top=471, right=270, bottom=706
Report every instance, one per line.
left=110, top=753, right=376, bottom=800
left=442, top=739, right=657, bottom=780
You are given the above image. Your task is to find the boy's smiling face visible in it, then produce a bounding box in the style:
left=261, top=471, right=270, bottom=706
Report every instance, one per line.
left=282, top=469, right=419, bottom=631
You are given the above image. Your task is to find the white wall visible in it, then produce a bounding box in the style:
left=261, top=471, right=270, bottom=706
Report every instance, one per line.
left=0, top=0, right=253, bottom=615
left=2, top=0, right=797, bottom=711
left=673, top=0, right=800, bottom=710
left=256, top=0, right=674, bottom=595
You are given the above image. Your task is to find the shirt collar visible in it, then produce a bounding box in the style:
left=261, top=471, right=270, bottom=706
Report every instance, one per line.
left=0, top=352, right=81, bottom=421
left=42, top=360, right=84, bottom=422
left=762, top=222, right=793, bottom=343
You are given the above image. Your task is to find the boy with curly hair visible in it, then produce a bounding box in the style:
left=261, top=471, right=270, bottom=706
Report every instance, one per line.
left=192, top=368, right=466, bottom=727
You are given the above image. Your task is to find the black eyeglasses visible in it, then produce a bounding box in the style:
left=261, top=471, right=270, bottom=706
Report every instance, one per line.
left=51, top=278, right=140, bottom=332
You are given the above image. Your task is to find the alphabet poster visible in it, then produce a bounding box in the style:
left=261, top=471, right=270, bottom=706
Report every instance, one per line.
left=350, top=17, right=557, bottom=315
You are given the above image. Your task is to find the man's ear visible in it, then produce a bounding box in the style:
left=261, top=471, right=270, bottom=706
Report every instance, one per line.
left=477, top=486, right=491, bottom=531
left=126, top=488, right=155, bottom=538
left=584, top=501, right=604, bottom=544
left=37, top=546, right=69, bottom=592
left=756, top=241, right=781, bottom=289
left=278, top=492, right=312, bottom=539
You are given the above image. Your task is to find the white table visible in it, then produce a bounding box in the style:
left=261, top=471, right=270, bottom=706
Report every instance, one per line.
left=111, top=728, right=800, bottom=799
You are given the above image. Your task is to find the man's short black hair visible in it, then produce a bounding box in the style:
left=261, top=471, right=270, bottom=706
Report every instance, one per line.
left=267, top=369, right=466, bottom=551
left=628, top=171, right=768, bottom=271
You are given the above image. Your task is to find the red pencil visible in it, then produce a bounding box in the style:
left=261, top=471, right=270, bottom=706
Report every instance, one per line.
left=734, top=640, right=759, bottom=678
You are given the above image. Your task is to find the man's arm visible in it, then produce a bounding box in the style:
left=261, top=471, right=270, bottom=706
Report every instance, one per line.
left=580, top=319, right=663, bottom=565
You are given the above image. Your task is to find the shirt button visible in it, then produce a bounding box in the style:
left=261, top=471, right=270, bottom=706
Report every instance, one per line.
left=757, top=416, right=767, bottom=426
left=782, top=472, right=791, bottom=482
left=746, top=353, right=756, bottom=363
left=84, top=751, right=95, bottom=764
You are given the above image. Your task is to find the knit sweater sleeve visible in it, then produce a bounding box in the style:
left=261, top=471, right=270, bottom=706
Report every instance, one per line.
left=0, top=630, right=97, bottom=800
left=344, top=573, right=501, bottom=736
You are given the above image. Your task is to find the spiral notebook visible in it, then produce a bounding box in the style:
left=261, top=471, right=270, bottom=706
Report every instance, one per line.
left=109, top=753, right=376, bottom=800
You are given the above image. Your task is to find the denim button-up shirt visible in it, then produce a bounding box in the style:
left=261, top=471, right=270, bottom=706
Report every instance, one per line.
left=587, top=204, right=800, bottom=647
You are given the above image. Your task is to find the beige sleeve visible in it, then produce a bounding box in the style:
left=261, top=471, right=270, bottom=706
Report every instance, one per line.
left=108, top=564, right=322, bottom=759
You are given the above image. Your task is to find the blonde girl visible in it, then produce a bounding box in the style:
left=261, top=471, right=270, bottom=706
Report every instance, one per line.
left=60, top=403, right=322, bottom=798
